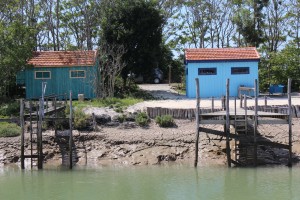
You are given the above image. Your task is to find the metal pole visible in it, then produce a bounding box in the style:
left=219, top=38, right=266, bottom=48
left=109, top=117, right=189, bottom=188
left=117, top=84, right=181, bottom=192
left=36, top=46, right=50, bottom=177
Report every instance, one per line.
left=288, top=78, right=292, bottom=167
left=194, top=78, right=200, bottom=167
left=69, top=91, right=73, bottom=169
left=226, top=79, right=231, bottom=167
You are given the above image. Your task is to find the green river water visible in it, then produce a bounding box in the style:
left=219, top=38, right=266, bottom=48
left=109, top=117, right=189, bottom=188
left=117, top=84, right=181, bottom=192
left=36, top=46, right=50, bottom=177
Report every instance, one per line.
left=0, top=164, right=299, bottom=200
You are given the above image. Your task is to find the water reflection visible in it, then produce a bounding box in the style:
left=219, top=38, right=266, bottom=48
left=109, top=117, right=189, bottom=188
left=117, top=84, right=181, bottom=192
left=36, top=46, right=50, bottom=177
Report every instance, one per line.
left=0, top=165, right=299, bottom=200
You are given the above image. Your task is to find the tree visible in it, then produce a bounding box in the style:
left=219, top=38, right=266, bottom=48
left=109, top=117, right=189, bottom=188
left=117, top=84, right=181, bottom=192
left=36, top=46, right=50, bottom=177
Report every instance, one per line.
left=259, top=44, right=300, bottom=91
left=96, top=43, right=126, bottom=98
left=100, top=0, right=164, bottom=85
left=0, top=21, right=35, bottom=97
left=233, top=0, right=269, bottom=47
left=262, top=0, right=288, bottom=53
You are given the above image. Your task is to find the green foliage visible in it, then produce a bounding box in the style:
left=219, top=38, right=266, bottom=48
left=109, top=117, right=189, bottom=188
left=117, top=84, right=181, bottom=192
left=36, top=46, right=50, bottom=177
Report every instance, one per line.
left=0, top=101, right=20, bottom=117
left=155, top=115, right=176, bottom=128
left=74, top=109, right=90, bottom=130
left=259, top=44, right=300, bottom=91
left=0, top=122, right=21, bottom=137
left=100, top=0, right=164, bottom=83
left=0, top=20, right=36, bottom=97
left=117, top=114, right=127, bottom=123
left=72, top=96, right=144, bottom=111
left=135, top=112, right=150, bottom=127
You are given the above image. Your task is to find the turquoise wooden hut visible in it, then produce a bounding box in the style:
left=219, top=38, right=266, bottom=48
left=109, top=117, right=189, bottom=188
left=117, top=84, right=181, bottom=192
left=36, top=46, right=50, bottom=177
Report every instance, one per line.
left=184, top=47, right=260, bottom=98
left=17, top=50, right=98, bottom=99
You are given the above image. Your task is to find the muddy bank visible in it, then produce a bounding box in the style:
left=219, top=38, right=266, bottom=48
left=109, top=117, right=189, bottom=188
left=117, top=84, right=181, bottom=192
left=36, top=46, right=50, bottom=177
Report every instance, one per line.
left=1, top=119, right=300, bottom=168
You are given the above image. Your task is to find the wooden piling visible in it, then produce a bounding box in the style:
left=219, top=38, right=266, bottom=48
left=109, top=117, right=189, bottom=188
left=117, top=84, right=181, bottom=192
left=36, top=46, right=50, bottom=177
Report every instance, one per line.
left=254, top=79, right=258, bottom=166
left=37, top=99, right=43, bottom=169
left=225, top=79, right=231, bottom=167
left=20, top=99, right=25, bottom=170
left=288, top=78, right=292, bottom=167
left=194, top=78, right=200, bottom=167
left=92, top=113, right=97, bottom=131
left=244, top=94, right=248, bottom=134
left=211, top=97, right=214, bottom=112
left=54, top=97, right=57, bottom=136
left=29, top=101, right=33, bottom=169
left=240, top=95, right=243, bottom=108
left=264, top=95, right=267, bottom=110
left=69, top=91, right=73, bottom=169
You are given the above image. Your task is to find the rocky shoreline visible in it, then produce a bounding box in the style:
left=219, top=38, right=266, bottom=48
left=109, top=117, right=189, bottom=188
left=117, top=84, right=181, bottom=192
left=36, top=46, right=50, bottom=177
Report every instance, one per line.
left=1, top=118, right=300, bottom=168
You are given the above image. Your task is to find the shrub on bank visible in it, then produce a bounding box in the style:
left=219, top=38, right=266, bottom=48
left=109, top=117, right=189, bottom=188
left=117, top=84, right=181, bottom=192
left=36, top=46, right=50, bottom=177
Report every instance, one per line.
left=74, top=109, right=90, bottom=130
left=0, top=122, right=21, bottom=137
left=155, top=115, right=176, bottom=127
left=135, top=112, right=150, bottom=126
left=0, top=101, right=20, bottom=117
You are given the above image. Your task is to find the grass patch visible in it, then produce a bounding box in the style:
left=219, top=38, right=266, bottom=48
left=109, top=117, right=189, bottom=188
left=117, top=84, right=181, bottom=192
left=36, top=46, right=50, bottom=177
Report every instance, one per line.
left=135, top=112, right=150, bottom=127
left=155, top=115, right=176, bottom=127
left=72, top=97, right=144, bottom=112
left=0, top=122, right=21, bottom=137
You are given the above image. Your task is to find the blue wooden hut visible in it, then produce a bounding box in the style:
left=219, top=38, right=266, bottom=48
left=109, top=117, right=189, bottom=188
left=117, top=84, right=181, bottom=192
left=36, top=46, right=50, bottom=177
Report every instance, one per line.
left=17, top=50, right=98, bottom=99
left=184, top=47, right=260, bottom=98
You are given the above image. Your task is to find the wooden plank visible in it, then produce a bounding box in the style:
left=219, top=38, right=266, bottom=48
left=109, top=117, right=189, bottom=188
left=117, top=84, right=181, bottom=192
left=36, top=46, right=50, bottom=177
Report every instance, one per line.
left=258, top=119, right=288, bottom=124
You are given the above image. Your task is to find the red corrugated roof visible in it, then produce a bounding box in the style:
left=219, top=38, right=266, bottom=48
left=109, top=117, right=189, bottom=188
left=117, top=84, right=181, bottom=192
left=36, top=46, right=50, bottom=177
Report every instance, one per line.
left=28, top=50, right=97, bottom=67
left=185, top=47, right=260, bottom=61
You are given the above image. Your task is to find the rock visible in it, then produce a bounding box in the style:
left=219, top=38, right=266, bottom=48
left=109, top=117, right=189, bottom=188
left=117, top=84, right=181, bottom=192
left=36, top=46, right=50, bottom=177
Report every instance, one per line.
left=120, top=122, right=136, bottom=129
left=157, top=154, right=176, bottom=162
left=106, top=122, right=120, bottom=127
left=95, top=114, right=111, bottom=125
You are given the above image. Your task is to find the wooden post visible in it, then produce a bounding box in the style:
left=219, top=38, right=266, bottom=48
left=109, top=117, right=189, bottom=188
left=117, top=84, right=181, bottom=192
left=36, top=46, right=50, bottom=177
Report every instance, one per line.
left=244, top=94, right=248, bottom=134
left=211, top=97, right=214, bottom=112
left=37, top=99, right=43, bottom=169
left=221, top=96, right=225, bottom=110
left=240, top=95, right=243, bottom=108
left=226, top=79, right=231, bottom=167
left=29, top=101, right=33, bottom=169
left=194, top=78, right=200, bottom=167
left=69, top=91, right=73, bottom=169
left=168, top=65, right=171, bottom=85
left=20, top=99, right=25, bottom=170
left=254, top=79, right=258, bottom=167
left=92, top=113, right=97, bottom=131
left=288, top=78, right=292, bottom=167
left=54, top=97, right=57, bottom=136
left=264, top=95, right=267, bottom=111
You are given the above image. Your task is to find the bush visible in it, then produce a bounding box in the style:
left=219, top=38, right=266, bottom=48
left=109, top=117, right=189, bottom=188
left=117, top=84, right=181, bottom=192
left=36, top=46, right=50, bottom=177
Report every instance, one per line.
left=0, top=101, right=20, bottom=117
left=0, top=122, right=21, bottom=137
left=155, top=115, right=176, bottom=127
left=74, top=109, right=90, bottom=130
left=135, top=112, right=150, bottom=126
left=117, top=114, right=127, bottom=123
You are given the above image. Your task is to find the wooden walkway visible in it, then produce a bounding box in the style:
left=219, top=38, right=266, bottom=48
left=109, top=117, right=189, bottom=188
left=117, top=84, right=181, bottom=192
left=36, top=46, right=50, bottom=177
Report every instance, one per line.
left=194, top=78, right=293, bottom=168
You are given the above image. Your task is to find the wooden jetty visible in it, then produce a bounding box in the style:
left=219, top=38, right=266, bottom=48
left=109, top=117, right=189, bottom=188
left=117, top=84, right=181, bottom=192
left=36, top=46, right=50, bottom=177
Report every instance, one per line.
left=194, top=78, right=293, bottom=167
left=20, top=93, right=75, bottom=170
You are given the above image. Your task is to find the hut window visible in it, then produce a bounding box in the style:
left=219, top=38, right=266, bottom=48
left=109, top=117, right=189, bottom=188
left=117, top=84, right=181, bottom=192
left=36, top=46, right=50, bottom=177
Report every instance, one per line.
left=35, top=71, right=51, bottom=79
left=70, top=70, right=85, bottom=78
left=231, top=67, right=249, bottom=74
left=198, top=68, right=217, bottom=75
